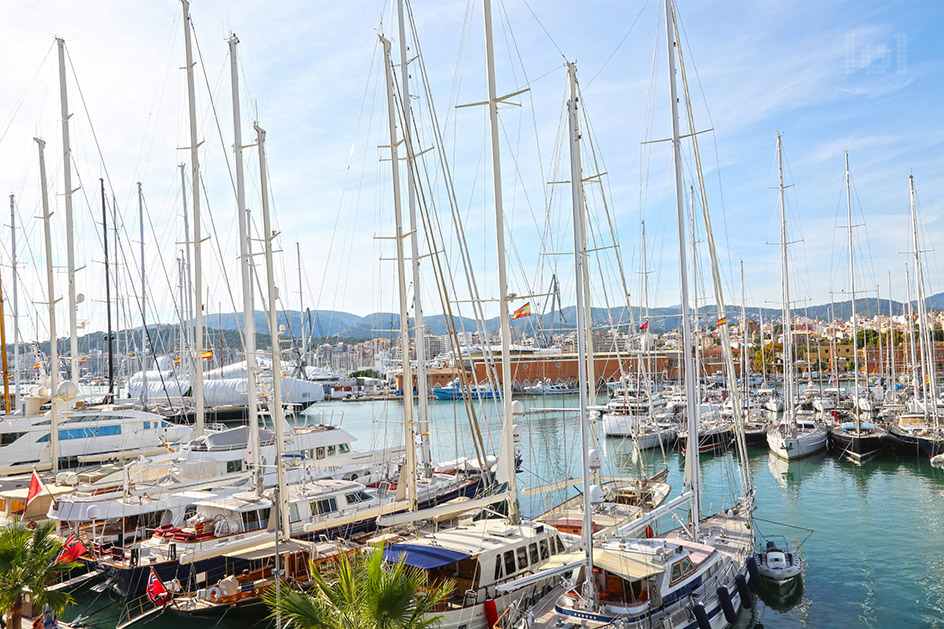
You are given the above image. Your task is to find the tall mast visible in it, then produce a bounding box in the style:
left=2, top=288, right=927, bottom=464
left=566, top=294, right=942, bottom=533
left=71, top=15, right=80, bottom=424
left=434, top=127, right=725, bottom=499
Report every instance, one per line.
left=296, top=242, right=306, bottom=366
left=665, top=0, right=700, bottom=531
left=777, top=134, right=795, bottom=425
left=10, top=195, right=19, bottom=411
left=396, top=0, right=433, bottom=476
left=229, top=34, right=261, bottom=492
left=846, top=152, right=860, bottom=430
left=36, top=138, right=60, bottom=474
left=380, top=34, right=418, bottom=510
left=178, top=164, right=193, bottom=362
left=101, top=179, right=114, bottom=402
left=672, top=8, right=749, bottom=493
left=55, top=39, right=80, bottom=385
left=181, top=0, right=205, bottom=436
left=905, top=265, right=918, bottom=394
left=483, top=0, right=519, bottom=523
left=888, top=272, right=896, bottom=394
left=255, top=123, right=290, bottom=537
left=910, top=175, right=937, bottom=426
left=741, top=260, right=747, bottom=404
left=567, top=60, right=595, bottom=598
left=567, top=63, right=601, bottom=486
left=0, top=260, right=8, bottom=413
left=138, top=183, right=148, bottom=407
left=688, top=185, right=701, bottom=402
left=642, top=220, right=651, bottom=373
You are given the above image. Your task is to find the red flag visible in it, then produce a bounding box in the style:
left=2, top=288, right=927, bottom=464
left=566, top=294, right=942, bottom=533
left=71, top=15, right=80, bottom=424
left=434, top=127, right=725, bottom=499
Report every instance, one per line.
left=639, top=321, right=649, bottom=330
left=25, top=470, right=45, bottom=509
left=56, top=534, right=87, bottom=564
left=146, top=567, right=169, bottom=606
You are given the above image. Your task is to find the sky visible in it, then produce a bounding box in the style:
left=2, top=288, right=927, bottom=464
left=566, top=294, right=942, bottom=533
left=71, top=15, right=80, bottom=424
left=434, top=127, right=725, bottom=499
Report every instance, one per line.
left=0, top=0, right=942, bottom=345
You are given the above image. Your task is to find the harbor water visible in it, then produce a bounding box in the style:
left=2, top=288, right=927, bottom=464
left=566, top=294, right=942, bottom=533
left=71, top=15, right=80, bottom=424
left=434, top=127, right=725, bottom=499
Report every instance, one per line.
left=61, top=395, right=944, bottom=628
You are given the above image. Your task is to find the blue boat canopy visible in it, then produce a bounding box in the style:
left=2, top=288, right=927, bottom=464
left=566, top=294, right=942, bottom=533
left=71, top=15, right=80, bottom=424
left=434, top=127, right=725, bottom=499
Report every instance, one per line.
left=383, top=544, right=470, bottom=569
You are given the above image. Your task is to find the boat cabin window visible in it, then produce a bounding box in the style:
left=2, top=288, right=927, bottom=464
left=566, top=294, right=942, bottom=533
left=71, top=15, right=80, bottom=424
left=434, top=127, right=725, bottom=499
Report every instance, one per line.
left=528, top=543, right=539, bottom=564
left=38, top=425, right=121, bottom=442
left=669, top=557, right=696, bottom=585
left=516, top=547, right=529, bottom=570
left=339, top=443, right=350, bottom=454
left=316, top=447, right=326, bottom=460
left=539, top=540, right=549, bottom=560
left=345, top=491, right=372, bottom=505
left=313, top=497, right=337, bottom=515
left=226, top=460, right=243, bottom=473
left=327, top=445, right=336, bottom=456
left=503, top=550, right=516, bottom=576
left=242, top=508, right=271, bottom=530
left=289, top=503, right=300, bottom=521
left=0, top=432, right=25, bottom=446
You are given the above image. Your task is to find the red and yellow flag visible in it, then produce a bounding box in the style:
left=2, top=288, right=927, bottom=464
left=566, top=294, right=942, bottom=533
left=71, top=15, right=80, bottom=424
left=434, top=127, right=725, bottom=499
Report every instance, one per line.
left=201, top=350, right=213, bottom=360
left=512, top=302, right=532, bottom=320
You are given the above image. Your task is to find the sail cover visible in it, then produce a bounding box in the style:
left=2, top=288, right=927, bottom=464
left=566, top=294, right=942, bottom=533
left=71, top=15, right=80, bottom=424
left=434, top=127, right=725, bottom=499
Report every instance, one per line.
left=383, top=544, right=470, bottom=569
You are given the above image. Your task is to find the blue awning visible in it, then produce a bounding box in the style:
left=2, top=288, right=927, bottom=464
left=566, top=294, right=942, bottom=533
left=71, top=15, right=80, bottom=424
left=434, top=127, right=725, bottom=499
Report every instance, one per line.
left=383, top=544, right=470, bottom=569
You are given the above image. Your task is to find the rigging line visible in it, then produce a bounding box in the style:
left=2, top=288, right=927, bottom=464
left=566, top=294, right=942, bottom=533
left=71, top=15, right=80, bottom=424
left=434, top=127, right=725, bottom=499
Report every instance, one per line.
left=586, top=0, right=653, bottom=88
left=0, top=41, right=55, bottom=149
left=520, top=0, right=567, bottom=60
left=674, top=4, right=736, bottom=292
left=191, top=24, right=238, bottom=200
left=129, top=8, right=181, bottom=201
left=407, top=5, right=505, bottom=406
left=314, top=38, right=381, bottom=319
left=198, top=173, right=244, bottom=344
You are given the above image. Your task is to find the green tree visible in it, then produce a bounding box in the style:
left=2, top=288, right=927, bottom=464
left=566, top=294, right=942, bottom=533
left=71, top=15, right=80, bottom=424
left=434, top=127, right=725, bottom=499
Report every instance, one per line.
left=0, top=523, right=77, bottom=627
left=264, top=547, right=453, bottom=629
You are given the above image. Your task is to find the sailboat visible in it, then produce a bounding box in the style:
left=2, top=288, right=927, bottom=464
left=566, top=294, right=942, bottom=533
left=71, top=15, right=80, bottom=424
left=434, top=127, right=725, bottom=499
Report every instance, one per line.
left=765, top=135, right=828, bottom=461
left=888, top=175, right=944, bottom=457
left=826, top=152, right=886, bottom=463
left=552, top=2, right=757, bottom=626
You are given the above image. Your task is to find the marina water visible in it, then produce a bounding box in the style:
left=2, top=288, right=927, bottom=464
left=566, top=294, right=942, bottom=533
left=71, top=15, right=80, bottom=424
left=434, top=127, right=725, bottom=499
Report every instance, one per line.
left=62, top=395, right=944, bottom=628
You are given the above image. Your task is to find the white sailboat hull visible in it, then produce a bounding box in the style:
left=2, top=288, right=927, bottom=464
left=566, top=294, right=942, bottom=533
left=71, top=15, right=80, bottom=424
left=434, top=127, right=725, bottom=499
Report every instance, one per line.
left=766, top=425, right=827, bottom=461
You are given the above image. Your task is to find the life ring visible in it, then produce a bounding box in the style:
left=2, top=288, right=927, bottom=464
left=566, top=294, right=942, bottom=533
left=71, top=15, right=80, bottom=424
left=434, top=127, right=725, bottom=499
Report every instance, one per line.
left=645, top=525, right=654, bottom=539
left=206, top=586, right=222, bottom=602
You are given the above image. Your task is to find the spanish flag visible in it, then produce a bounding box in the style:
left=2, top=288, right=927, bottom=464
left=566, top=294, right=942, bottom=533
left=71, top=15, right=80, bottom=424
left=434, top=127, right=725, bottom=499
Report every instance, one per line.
left=80, top=357, right=87, bottom=364
left=716, top=316, right=728, bottom=327
left=512, top=302, right=532, bottom=319
left=201, top=350, right=213, bottom=360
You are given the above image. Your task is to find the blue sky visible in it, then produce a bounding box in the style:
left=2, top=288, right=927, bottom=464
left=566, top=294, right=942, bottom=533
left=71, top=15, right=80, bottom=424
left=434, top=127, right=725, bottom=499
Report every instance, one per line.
left=0, top=0, right=942, bottom=342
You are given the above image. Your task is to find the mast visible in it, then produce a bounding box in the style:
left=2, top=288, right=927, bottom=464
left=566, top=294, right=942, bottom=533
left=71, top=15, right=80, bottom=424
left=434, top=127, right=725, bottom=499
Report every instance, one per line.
left=380, top=34, right=418, bottom=511
left=255, top=123, right=290, bottom=536
left=483, top=0, right=519, bottom=522
left=229, top=34, right=262, bottom=492
left=101, top=179, right=114, bottom=402
left=689, top=185, right=701, bottom=401
left=665, top=0, right=700, bottom=531
left=181, top=0, right=205, bottom=436
left=296, top=242, right=306, bottom=367
left=846, top=152, right=860, bottom=430
left=56, top=38, right=80, bottom=385
left=567, top=65, right=595, bottom=599
left=36, top=138, right=60, bottom=474
left=672, top=7, right=749, bottom=495
left=396, top=0, right=433, bottom=477
left=178, top=164, right=192, bottom=364
left=905, top=265, right=918, bottom=394
left=0, top=261, right=8, bottom=413
left=138, top=183, right=148, bottom=407
left=910, top=175, right=937, bottom=426
left=777, top=134, right=795, bottom=427
left=567, top=62, right=601, bottom=486
left=889, top=272, right=896, bottom=394
left=741, top=260, right=748, bottom=405
left=10, top=195, right=20, bottom=411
